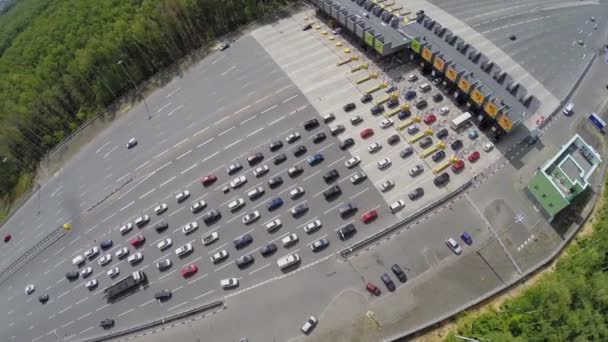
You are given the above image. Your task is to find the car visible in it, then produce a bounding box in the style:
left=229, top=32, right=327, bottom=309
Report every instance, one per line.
left=361, top=94, right=373, bottom=103
left=219, top=42, right=230, bottom=50
left=386, top=134, right=400, bottom=146
left=366, top=283, right=381, bottom=296
left=175, top=243, right=193, bottom=257
left=98, top=254, right=112, bottom=266
left=153, top=220, right=168, bottom=233
left=385, top=85, right=397, bottom=93
left=175, top=190, right=190, bottom=203
left=154, top=203, right=168, bottom=215
left=389, top=200, right=405, bottom=213
left=38, top=294, right=49, bottom=304
left=157, top=238, right=173, bottom=250
left=180, top=221, right=198, bottom=235
left=293, top=145, right=308, bottom=158
left=230, top=175, right=247, bottom=189
left=135, top=215, right=149, bottom=228
left=81, top=267, right=93, bottom=278
left=350, top=115, right=363, bottom=125
left=424, top=114, right=437, bottom=125
left=260, top=243, right=278, bottom=256
left=129, top=234, right=146, bottom=247
left=273, top=153, right=287, bottom=165
left=468, top=129, right=478, bottom=140
left=84, top=246, right=100, bottom=259
left=302, top=23, right=312, bottom=31
left=439, top=106, right=450, bottom=115
left=468, top=151, right=481, bottom=162
left=266, top=197, right=283, bottom=211
left=286, top=132, right=301, bottom=144
left=432, top=93, right=443, bottom=102
left=350, top=171, right=367, bottom=184
left=323, top=185, right=342, bottom=200
left=419, top=136, right=433, bottom=148
left=303, top=118, right=320, bottom=131
left=450, top=139, right=463, bottom=151
left=432, top=77, right=442, bottom=86
left=379, top=180, right=394, bottom=192
left=119, top=222, right=133, bottom=235
left=85, top=279, right=98, bottom=290
left=338, top=223, right=357, bottom=240
left=180, top=264, right=198, bottom=278
left=398, top=108, right=411, bottom=120
left=432, top=150, right=446, bottom=162
left=323, top=113, right=335, bottom=123
left=115, top=247, right=129, bottom=259
left=236, top=254, right=255, bottom=268
left=268, top=176, right=283, bottom=189
left=242, top=210, right=262, bottom=224
left=339, top=138, right=355, bottom=150
left=408, top=187, right=425, bottom=200
left=380, top=118, right=393, bottom=129
left=107, top=267, right=120, bottom=278
left=290, top=203, right=308, bottom=217
left=307, top=154, right=324, bottom=166
left=233, top=233, right=253, bottom=249
left=404, top=90, right=416, bottom=100
left=127, top=252, right=143, bottom=264
left=191, top=200, right=207, bottom=213
left=339, top=203, right=357, bottom=218
left=99, top=318, right=114, bottom=328
left=343, top=102, right=356, bottom=112
left=330, top=124, right=345, bottom=136
left=304, top=220, right=322, bottom=234
left=381, top=273, right=396, bottom=291
left=434, top=172, right=450, bottom=187
left=436, top=128, right=449, bottom=139
left=220, top=278, right=239, bottom=289
left=311, top=238, right=329, bottom=252
left=400, top=146, right=414, bottom=158
left=203, top=209, right=221, bottom=224
left=301, top=316, right=318, bottom=334
left=247, top=186, right=265, bottom=200
left=66, top=271, right=79, bottom=281
left=361, top=209, right=378, bottom=224
left=265, top=219, right=282, bottom=233
left=202, top=231, right=219, bottom=245
left=312, top=132, right=326, bottom=144
left=461, top=232, right=473, bottom=245
left=269, top=140, right=283, bottom=152
left=247, top=152, right=264, bottom=166
left=72, top=255, right=85, bottom=266
left=25, top=284, right=35, bottom=295
left=156, top=258, right=172, bottom=270
left=409, top=164, right=424, bottom=177
left=290, top=187, right=305, bottom=199
left=100, top=240, right=113, bottom=250
left=201, top=174, right=217, bottom=186
left=483, top=142, right=494, bottom=152
left=368, top=142, right=382, bottom=153
left=227, top=198, right=245, bottom=212
left=451, top=160, right=465, bottom=172
left=386, top=98, right=399, bottom=108
left=414, top=99, right=428, bottom=109
left=407, top=124, right=419, bottom=135
left=253, top=165, right=269, bottom=178
left=407, top=74, right=418, bottom=82
left=377, top=158, right=392, bottom=170
left=370, top=105, right=384, bottom=115
left=391, top=264, right=407, bottom=282
left=446, top=237, right=462, bottom=254
left=360, top=128, right=374, bottom=139
left=323, top=169, right=339, bottom=183
left=227, top=162, right=243, bottom=175
left=126, top=138, right=137, bottom=149
left=155, top=289, right=172, bottom=301
left=345, top=156, right=361, bottom=168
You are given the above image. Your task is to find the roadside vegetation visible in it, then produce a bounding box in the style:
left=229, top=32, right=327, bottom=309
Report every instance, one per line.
left=0, top=0, right=292, bottom=212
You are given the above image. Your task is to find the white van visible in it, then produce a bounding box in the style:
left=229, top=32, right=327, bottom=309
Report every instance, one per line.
left=419, top=83, right=431, bottom=92
left=277, top=253, right=300, bottom=269
left=563, top=102, right=574, bottom=115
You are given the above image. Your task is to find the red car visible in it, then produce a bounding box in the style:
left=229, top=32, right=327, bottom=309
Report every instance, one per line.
left=361, top=209, right=378, bottom=224
left=129, top=234, right=146, bottom=247
left=468, top=151, right=480, bottom=162
left=201, top=174, right=217, bottom=186
left=3, top=234, right=11, bottom=243
left=360, top=128, right=374, bottom=139
left=180, top=264, right=198, bottom=278
left=423, top=114, right=437, bottom=125
left=366, top=283, right=381, bottom=296
left=451, top=160, right=465, bottom=172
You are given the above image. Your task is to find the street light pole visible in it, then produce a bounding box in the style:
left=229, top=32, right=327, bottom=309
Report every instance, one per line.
left=117, top=60, right=151, bottom=120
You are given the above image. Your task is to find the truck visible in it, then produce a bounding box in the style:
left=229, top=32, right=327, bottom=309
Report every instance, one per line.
left=104, top=271, right=146, bottom=302
left=277, top=253, right=300, bottom=270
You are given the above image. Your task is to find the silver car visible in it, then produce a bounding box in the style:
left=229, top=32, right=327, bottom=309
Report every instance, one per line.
left=242, top=210, right=260, bottom=225
left=210, top=250, right=229, bottom=264
left=97, top=254, right=112, bottom=266
left=409, top=164, right=424, bottom=177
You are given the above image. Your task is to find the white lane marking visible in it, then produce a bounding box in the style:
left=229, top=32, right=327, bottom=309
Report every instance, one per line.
left=120, top=201, right=135, bottom=211
left=350, top=187, right=369, bottom=200
left=234, top=105, right=251, bottom=115
left=62, top=321, right=75, bottom=328
left=187, top=273, right=208, bottom=285
left=168, top=104, right=184, bottom=116
left=116, top=173, right=131, bottom=183
left=54, top=246, right=66, bottom=255
left=75, top=297, right=88, bottom=305
left=159, top=176, right=177, bottom=187
left=135, top=160, right=150, bottom=171
left=47, top=330, right=57, bottom=336
left=166, top=87, right=181, bottom=98
left=71, top=248, right=83, bottom=257
left=247, top=127, right=264, bottom=137
left=139, top=299, right=156, bottom=308
left=174, top=138, right=190, bottom=148
left=255, top=95, right=270, bottom=103
left=297, top=105, right=307, bottom=111
left=53, top=259, right=66, bottom=269
left=307, top=234, right=328, bottom=247
left=282, top=94, right=298, bottom=103
left=269, top=115, right=286, bottom=126
left=219, top=126, right=235, bottom=136
left=118, top=308, right=135, bottom=318
left=32, top=336, right=44, bottom=342
left=177, top=149, right=193, bottom=160
left=155, top=161, right=172, bottom=173
left=249, top=263, right=270, bottom=275
left=95, top=141, right=111, bottom=154
left=482, top=16, right=551, bottom=34
left=49, top=185, right=63, bottom=198
left=211, top=55, right=225, bottom=64
left=327, top=156, right=345, bottom=168
left=181, top=163, right=198, bottom=175
left=198, top=138, right=214, bottom=148
left=275, top=85, right=291, bottom=94
left=48, top=314, right=55, bottom=320
left=221, top=66, right=236, bottom=76
left=173, top=285, right=184, bottom=292
left=303, top=170, right=321, bottom=182
left=193, top=127, right=208, bottom=137
left=203, top=151, right=219, bottom=162
left=168, top=301, right=188, bottom=311
left=58, top=305, right=72, bottom=314
left=215, top=116, right=230, bottom=125
left=96, top=304, right=109, bottom=312
left=56, top=278, right=63, bottom=285
left=208, top=242, right=228, bottom=255
left=103, top=145, right=118, bottom=159
left=324, top=201, right=345, bottom=215
left=157, top=102, right=172, bottom=112
left=26, top=312, right=32, bottom=317
left=154, top=149, right=170, bottom=160
left=86, top=224, right=98, bottom=233
left=139, top=189, right=156, bottom=200
left=224, top=139, right=242, bottom=150
left=193, top=290, right=214, bottom=301
left=214, top=260, right=234, bottom=272
left=159, top=269, right=177, bottom=280
left=78, top=312, right=92, bottom=321
left=240, top=115, right=256, bottom=125
left=169, top=207, right=185, bottom=217
left=79, top=326, right=94, bottom=334
left=261, top=104, right=277, bottom=114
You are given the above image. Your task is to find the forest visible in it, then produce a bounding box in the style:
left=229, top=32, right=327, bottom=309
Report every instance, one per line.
left=0, top=0, right=292, bottom=206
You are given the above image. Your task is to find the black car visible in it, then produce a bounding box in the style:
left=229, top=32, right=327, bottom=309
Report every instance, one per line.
left=273, top=153, right=287, bottom=165
left=203, top=209, right=221, bottom=224
left=450, top=140, right=463, bottom=150
left=343, top=102, right=356, bottom=112
left=260, top=243, right=278, bottom=257
left=361, top=94, right=373, bottom=103
left=391, top=264, right=407, bottom=283
left=398, top=109, right=411, bottom=120
left=339, top=138, right=355, bottom=150
left=400, top=147, right=413, bottom=158
left=294, top=145, right=307, bottom=157
left=154, top=289, right=172, bottom=301
left=288, top=165, right=304, bottom=178
left=381, top=273, right=396, bottom=292
left=436, top=128, right=449, bottom=139
left=339, top=203, right=357, bottom=218
left=419, top=136, right=433, bottom=148
left=433, top=172, right=450, bottom=187
left=370, top=105, right=384, bottom=115
left=247, top=152, right=264, bottom=166
left=431, top=150, right=446, bottom=162
left=312, top=132, right=326, bottom=144
left=233, top=233, right=253, bottom=249
left=303, top=118, right=320, bottom=131
left=268, top=176, right=283, bottom=189
left=408, top=187, right=424, bottom=200
left=269, top=140, right=283, bottom=152
left=66, top=271, right=79, bottom=281
left=387, top=134, right=400, bottom=145
left=323, top=185, right=342, bottom=200
left=100, top=239, right=113, bottom=250
left=386, top=98, right=399, bottom=108
left=323, top=169, right=339, bottom=183
left=38, top=294, right=49, bottom=304
left=302, top=23, right=312, bottom=31
left=236, top=254, right=255, bottom=268
left=404, top=90, right=416, bottom=100
left=291, top=203, right=308, bottom=217
left=99, top=318, right=115, bottom=329
left=338, top=223, right=356, bottom=240
left=415, top=99, right=428, bottom=109
left=154, top=220, right=168, bottom=233
left=432, top=93, right=444, bottom=102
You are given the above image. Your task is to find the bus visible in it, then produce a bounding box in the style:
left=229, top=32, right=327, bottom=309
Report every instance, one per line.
left=450, top=112, right=472, bottom=130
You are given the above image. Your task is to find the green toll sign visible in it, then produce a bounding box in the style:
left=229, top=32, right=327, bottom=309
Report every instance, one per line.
left=374, top=39, right=384, bottom=54
left=365, top=31, right=374, bottom=46
left=410, top=39, right=421, bottom=53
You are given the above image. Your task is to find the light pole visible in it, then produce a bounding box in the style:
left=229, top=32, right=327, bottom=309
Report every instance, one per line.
left=117, top=60, right=151, bottom=120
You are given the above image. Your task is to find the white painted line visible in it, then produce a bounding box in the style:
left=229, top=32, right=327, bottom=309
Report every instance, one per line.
left=75, top=297, right=88, bottom=305
left=56, top=278, right=63, bottom=285
left=208, top=242, right=227, bottom=255
left=62, top=321, right=74, bottom=328
left=54, top=246, right=66, bottom=255
left=159, top=269, right=177, bottom=280
left=78, top=312, right=92, bottom=321
left=303, top=170, right=321, bottom=182
left=86, top=225, right=97, bottom=233
left=103, top=145, right=118, bottom=159
left=26, top=312, right=32, bottom=317
left=350, top=187, right=369, bottom=200
left=48, top=314, right=55, bottom=320
left=47, top=330, right=57, bottom=336
left=247, top=127, right=264, bottom=137
left=282, top=94, right=298, bottom=103
left=95, top=141, right=111, bottom=154
left=198, top=137, right=214, bottom=148
left=139, top=189, right=156, bottom=200
left=240, top=116, right=256, bottom=125
left=214, top=260, right=234, bottom=272
left=187, top=273, right=208, bottom=285
left=297, top=105, right=307, bottom=111
left=174, top=138, right=190, bottom=148
left=167, top=104, right=184, bottom=116
left=120, top=201, right=135, bottom=211
left=32, top=336, right=44, bottom=342
left=79, top=326, right=94, bottom=334
left=102, top=213, right=117, bottom=223
left=173, top=285, right=184, bottom=292
left=255, top=95, right=270, bottom=103
left=211, top=55, right=225, bottom=64
left=181, top=163, right=198, bottom=175
left=234, top=104, right=251, bottom=115
left=324, top=201, right=344, bottom=215
left=168, top=301, right=188, bottom=311
left=215, top=116, right=230, bottom=126
left=116, top=173, right=131, bottom=183
left=193, top=127, right=208, bottom=137
left=203, top=151, right=219, bottom=162
left=224, top=139, right=242, bottom=150
left=193, top=290, right=214, bottom=301
left=269, top=115, right=286, bottom=126
left=159, top=176, right=176, bottom=187
left=118, top=308, right=135, bottom=318
left=139, top=299, right=156, bottom=308
left=157, top=102, right=172, bottom=112
left=169, top=207, right=185, bottom=217
left=58, top=305, right=72, bottom=314
left=177, top=149, right=193, bottom=160
left=221, top=66, right=236, bottom=76
left=96, top=304, right=109, bottom=312
left=261, top=105, right=278, bottom=114
left=219, top=126, right=235, bottom=136
left=155, top=161, right=172, bottom=173
left=249, top=263, right=270, bottom=275
left=166, top=87, right=181, bottom=98
left=135, top=160, right=150, bottom=171
left=154, top=149, right=170, bottom=160
left=275, top=85, right=291, bottom=94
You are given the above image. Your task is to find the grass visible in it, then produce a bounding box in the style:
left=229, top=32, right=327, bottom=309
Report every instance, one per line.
left=0, top=171, right=33, bottom=223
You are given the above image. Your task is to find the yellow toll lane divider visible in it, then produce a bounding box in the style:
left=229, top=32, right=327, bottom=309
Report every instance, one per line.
left=433, top=156, right=459, bottom=174
left=386, top=105, right=406, bottom=117
left=421, top=142, right=446, bottom=158
left=350, top=63, right=368, bottom=73
left=364, top=81, right=386, bottom=94
left=408, top=128, right=433, bottom=143
left=390, top=6, right=403, bottom=13
left=374, top=93, right=397, bottom=106
left=396, top=116, right=420, bottom=130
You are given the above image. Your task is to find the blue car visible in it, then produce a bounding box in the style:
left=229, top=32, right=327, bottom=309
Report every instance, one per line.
left=460, top=232, right=473, bottom=245
left=266, top=197, right=283, bottom=211
left=404, top=90, right=416, bottom=100
left=307, top=153, right=324, bottom=166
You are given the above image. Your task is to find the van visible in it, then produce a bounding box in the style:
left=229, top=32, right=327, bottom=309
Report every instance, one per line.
left=563, top=102, right=574, bottom=115
left=419, top=83, right=431, bottom=92
left=277, top=253, right=300, bottom=269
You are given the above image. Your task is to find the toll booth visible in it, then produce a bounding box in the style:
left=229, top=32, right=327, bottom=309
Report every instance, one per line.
left=455, top=72, right=478, bottom=106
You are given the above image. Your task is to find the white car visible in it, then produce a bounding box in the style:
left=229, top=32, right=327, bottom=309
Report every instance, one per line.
left=134, top=215, right=150, bottom=227
left=228, top=198, right=245, bottom=212
left=107, top=267, right=120, bottom=278
left=407, top=74, right=418, bottom=82
left=439, top=106, right=450, bottom=115
left=304, top=220, right=322, bottom=234
left=24, top=284, right=35, bottom=295
left=80, top=267, right=93, bottom=278
left=377, top=158, right=392, bottom=170
left=182, top=222, right=199, bottom=234
left=85, top=279, right=98, bottom=290
left=282, top=233, right=299, bottom=247
left=210, top=249, right=229, bottom=264
left=126, top=138, right=137, bottom=148
left=290, top=187, right=305, bottom=199
left=98, top=254, right=112, bottom=266
left=350, top=115, right=363, bottom=125
left=483, top=142, right=494, bottom=152
left=72, top=255, right=85, bottom=266
left=446, top=237, right=462, bottom=254
left=265, top=219, right=282, bottom=232
left=389, top=200, right=405, bottom=213
left=175, top=190, right=190, bottom=203
left=380, top=118, right=394, bottom=129
left=128, top=252, right=143, bottom=264
left=157, top=238, right=173, bottom=250
left=202, top=232, right=219, bottom=246
left=350, top=172, right=367, bottom=184
left=154, top=203, right=168, bottom=215
left=115, top=247, right=129, bottom=259
left=220, top=277, right=239, bottom=289
left=247, top=186, right=265, bottom=200
left=344, top=156, right=361, bottom=168
left=286, top=132, right=301, bottom=143
left=191, top=200, right=207, bottom=213
left=175, top=243, right=193, bottom=257
left=301, top=316, right=318, bottom=334
left=84, top=246, right=99, bottom=259
left=227, top=162, right=242, bottom=175
left=230, top=175, right=247, bottom=189
left=409, top=164, right=424, bottom=177
left=119, top=223, right=133, bottom=235
left=253, top=165, right=269, bottom=177
left=242, top=210, right=260, bottom=225
left=379, top=180, right=395, bottom=192
left=368, top=142, right=382, bottom=153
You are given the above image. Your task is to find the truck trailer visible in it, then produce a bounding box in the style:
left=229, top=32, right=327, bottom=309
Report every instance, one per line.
left=104, top=271, right=146, bottom=302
